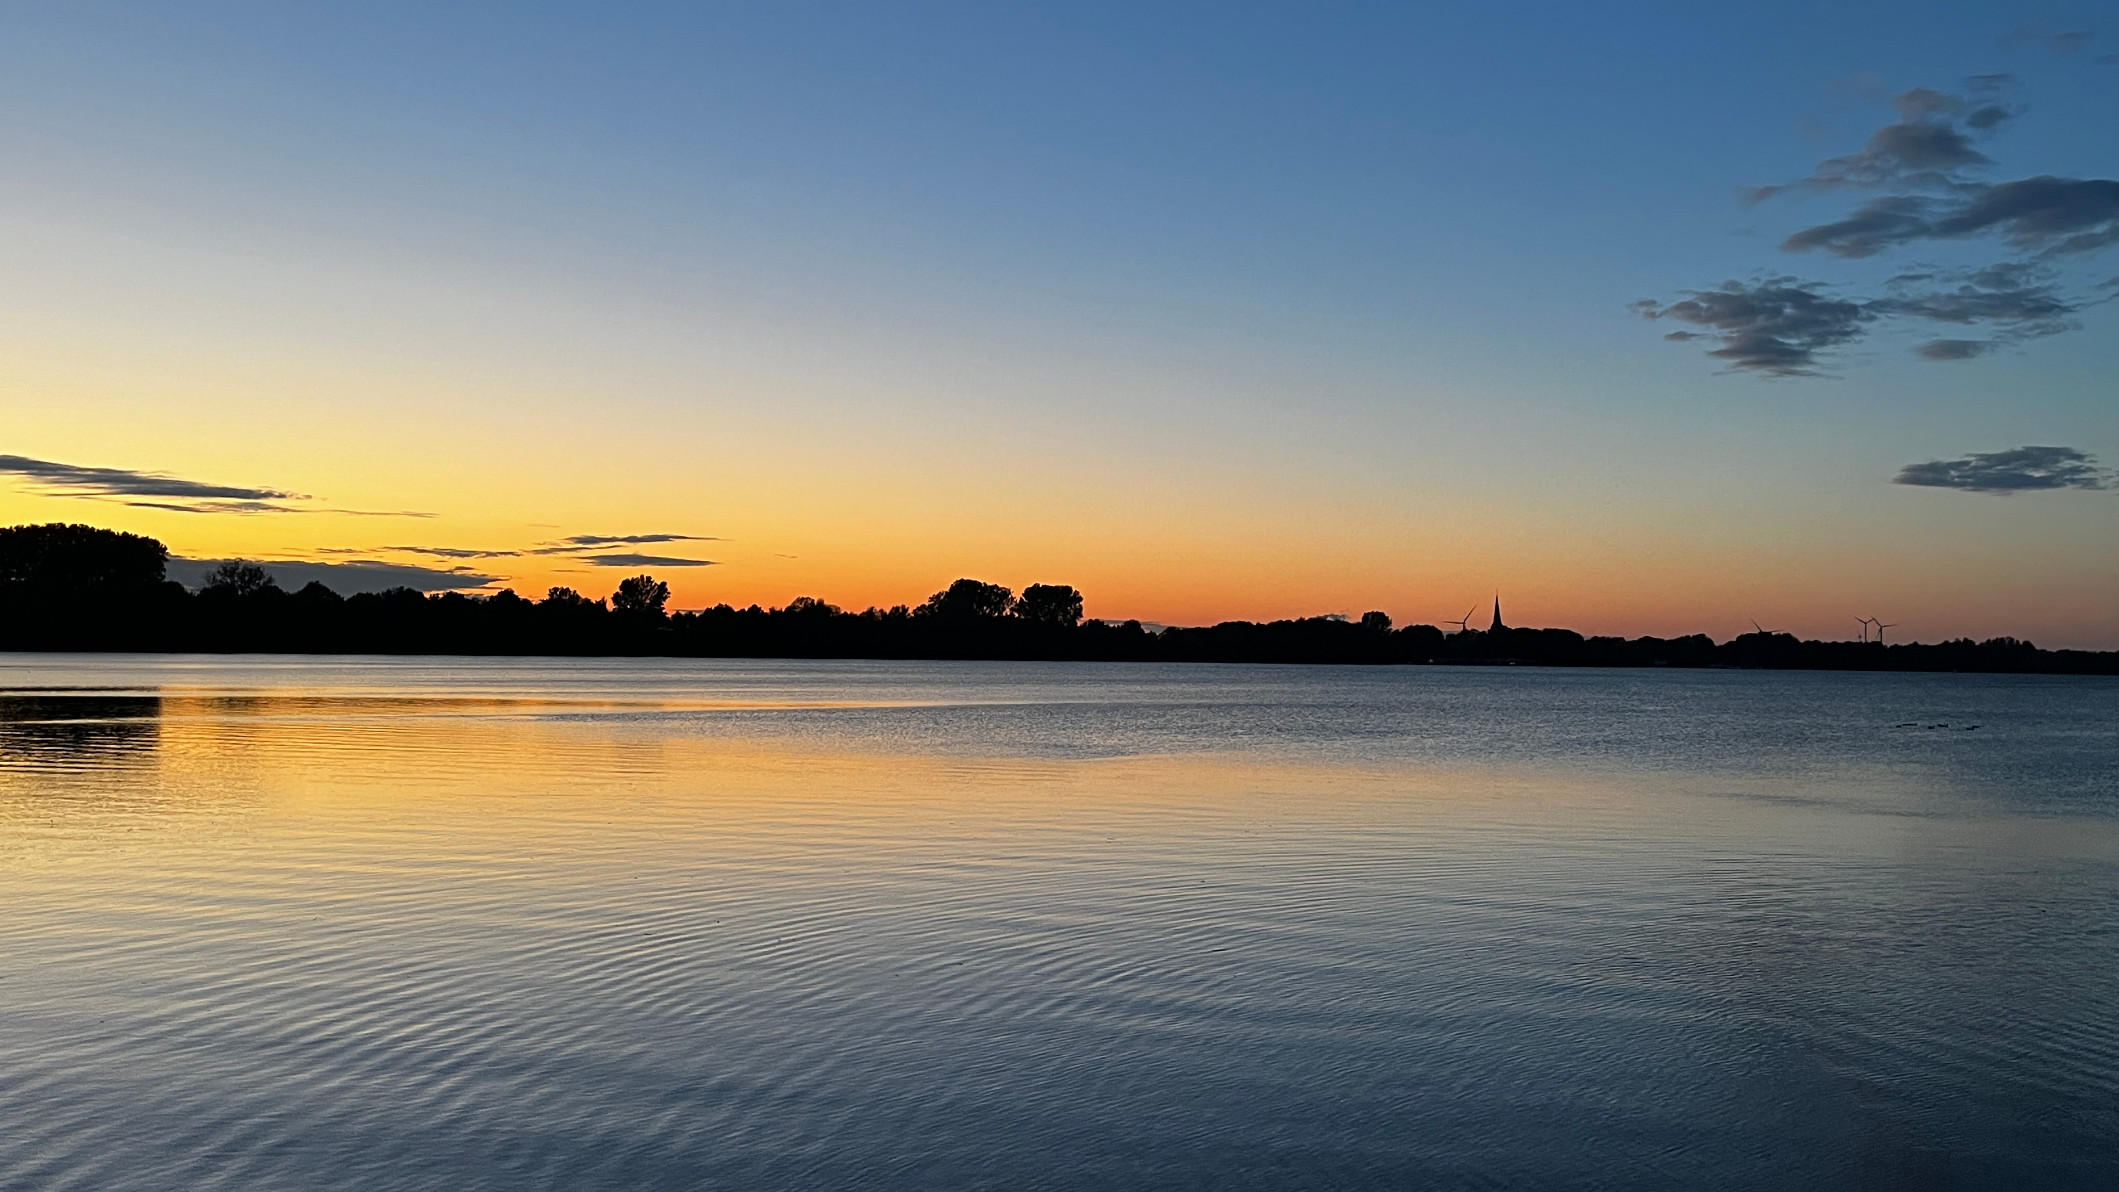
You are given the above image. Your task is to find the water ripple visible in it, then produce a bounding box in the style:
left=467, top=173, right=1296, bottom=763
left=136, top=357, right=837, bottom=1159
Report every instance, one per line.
left=0, top=657, right=2115, bottom=1189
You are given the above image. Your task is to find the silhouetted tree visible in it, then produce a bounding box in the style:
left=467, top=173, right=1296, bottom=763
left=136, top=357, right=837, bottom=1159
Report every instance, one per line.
left=612, top=574, right=670, bottom=619
left=542, top=586, right=598, bottom=609
left=202, top=560, right=277, bottom=597
left=1015, top=583, right=1084, bottom=626
left=782, top=596, right=840, bottom=616
left=918, top=578, right=1014, bottom=620
left=1359, top=610, right=1392, bottom=632
left=0, top=523, right=167, bottom=597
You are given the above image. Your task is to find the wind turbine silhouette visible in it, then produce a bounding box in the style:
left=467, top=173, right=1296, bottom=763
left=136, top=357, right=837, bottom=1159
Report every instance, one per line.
left=1856, top=616, right=1876, bottom=643
left=1444, top=606, right=1477, bottom=634
left=1872, top=619, right=1898, bottom=645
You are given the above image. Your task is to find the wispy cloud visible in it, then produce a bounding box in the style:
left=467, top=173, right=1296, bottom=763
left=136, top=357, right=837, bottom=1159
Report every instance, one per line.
left=302, top=536, right=722, bottom=568
left=0, top=453, right=299, bottom=503
left=1893, top=445, right=2113, bottom=493
left=516, top=532, right=721, bottom=567
left=375, top=545, right=523, bottom=559
left=125, top=499, right=306, bottom=515
left=0, top=453, right=428, bottom=516
left=573, top=552, right=718, bottom=567
left=525, top=532, right=721, bottom=555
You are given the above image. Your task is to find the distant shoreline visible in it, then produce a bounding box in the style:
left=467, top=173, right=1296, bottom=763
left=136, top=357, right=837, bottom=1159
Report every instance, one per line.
left=4, top=630, right=2116, bottom=678
left=5, top=647, right=2119, bottom=680
left=5, top=523, right=2114, bottom=676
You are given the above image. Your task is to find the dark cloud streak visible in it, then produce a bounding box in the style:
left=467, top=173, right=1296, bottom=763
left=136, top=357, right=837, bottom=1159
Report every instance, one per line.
left=0, top=453, right=298, bottom=502
left=1784, top=177, right=2119, bottom=258
left=1893, top=445, right=2112, bottom=493
left=0, top=452, right=429, bottom=516
left=574, top=552, right=717, bottom=567
left=525, top=532, right=720, bottom=556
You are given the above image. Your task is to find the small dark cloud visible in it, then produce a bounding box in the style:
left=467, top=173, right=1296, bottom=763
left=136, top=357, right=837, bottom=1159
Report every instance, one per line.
left=1744, top=86, right=2017, bottom=203
left=573, top=552, right=717, bottom=567
left=1893, top=445, right=2113, bottom=493
left=1632, top=278, right=1871, bottom=375
left=1914, top=339, right=1995, bottom=360
left=168, top=556, right=500, bottom=593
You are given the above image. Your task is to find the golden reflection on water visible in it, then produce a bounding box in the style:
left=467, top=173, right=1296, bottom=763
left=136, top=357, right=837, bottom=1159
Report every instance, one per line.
left=3, top=665, right=2118, bottom=1189
left=0, top=685, right=2004, bottom=883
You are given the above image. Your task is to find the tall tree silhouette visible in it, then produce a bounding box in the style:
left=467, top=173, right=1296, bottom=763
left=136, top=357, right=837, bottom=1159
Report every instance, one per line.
left=612, top=574, right=670, bottom=620
left=918, top=578, right=1014, bottom=620
left=1015, top=583, right=1084, bottom=626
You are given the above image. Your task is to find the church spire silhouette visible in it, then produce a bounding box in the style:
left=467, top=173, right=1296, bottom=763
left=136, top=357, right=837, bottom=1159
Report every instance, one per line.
left=1489, top=595, right=1505, bottom=633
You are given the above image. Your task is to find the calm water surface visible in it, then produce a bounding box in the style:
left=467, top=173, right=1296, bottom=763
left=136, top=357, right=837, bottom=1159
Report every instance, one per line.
left=2, top=655, right=2115, bottom=1189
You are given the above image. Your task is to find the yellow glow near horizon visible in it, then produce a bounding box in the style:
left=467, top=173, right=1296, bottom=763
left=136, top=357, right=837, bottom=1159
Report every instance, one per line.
left=4, top=231, right=2114, bottom=649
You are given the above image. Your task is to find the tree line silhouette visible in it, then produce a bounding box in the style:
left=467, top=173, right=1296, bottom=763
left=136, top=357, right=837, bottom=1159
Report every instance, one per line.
left=3, top=523, right=2114, bottom=675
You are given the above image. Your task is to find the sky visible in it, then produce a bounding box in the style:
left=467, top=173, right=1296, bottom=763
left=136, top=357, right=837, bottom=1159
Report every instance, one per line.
left=1, top=1, right=2114, bottom=644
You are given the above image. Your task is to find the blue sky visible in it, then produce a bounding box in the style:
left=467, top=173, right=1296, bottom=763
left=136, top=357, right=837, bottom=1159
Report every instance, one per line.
left=0, top=2, right=2113, bottom=641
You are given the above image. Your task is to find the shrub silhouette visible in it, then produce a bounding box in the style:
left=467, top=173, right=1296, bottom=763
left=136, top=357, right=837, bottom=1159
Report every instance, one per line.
left=542, top=586, right=599, bottom=609
left=202, top=561, right=278, bottom=598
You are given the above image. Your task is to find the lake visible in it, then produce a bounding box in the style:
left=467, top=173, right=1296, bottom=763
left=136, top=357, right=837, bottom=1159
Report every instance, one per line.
left=2, top=655, right=2115, bottom=1189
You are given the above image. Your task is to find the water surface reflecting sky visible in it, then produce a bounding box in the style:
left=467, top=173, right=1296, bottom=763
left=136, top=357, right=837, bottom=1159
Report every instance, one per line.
left=2, top=655, right=2115, bottom=1189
